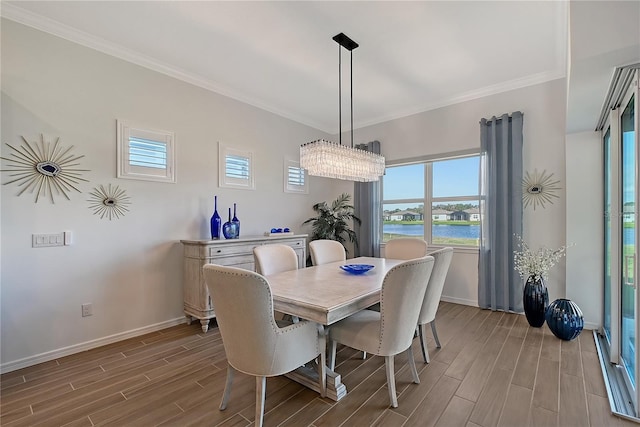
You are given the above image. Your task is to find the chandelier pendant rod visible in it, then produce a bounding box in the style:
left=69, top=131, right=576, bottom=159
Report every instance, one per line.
left=338, top=43, right=342, bottom=146
left=350, top=48, right=353, bottom=149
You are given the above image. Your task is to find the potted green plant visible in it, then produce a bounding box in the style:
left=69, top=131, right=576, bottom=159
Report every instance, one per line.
left=302, top=193, right=361, bottom=261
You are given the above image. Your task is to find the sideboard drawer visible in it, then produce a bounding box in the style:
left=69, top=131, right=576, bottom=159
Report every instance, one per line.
left=208, top=244, right=259, bottom=258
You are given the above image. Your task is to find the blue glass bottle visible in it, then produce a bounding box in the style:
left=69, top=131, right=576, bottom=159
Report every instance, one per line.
left=232, top=203, right=240, bottom=238
left=210, top=196, right=221, bottom=239
left=223, top=208, right=239, bottom=239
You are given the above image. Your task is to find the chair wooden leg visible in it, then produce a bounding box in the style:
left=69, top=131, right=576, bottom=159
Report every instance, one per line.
left=431, top=320, right=441, bottom=348
left=418, top=324, right=430, bottom=363
left=385, top=355, right=398, bottom=408
left=219, top=366, right=235, bottom=410
left=406, top=347, right=420, bottom=384
left=255, top=376, right=266, bottom=427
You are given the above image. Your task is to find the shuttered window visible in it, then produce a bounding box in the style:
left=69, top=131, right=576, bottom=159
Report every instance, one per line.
left=117, top=120, right=176, bottom=183
left=219, top=143, right=255, bottom=190
left=284, top=159, right=308, bottom=194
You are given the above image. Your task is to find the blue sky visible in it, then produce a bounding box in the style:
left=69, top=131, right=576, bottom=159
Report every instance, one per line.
left=383, top=157, right=480, bottom=204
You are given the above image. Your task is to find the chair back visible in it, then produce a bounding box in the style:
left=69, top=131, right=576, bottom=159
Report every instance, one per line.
left=418, top=247, right=454, bottom=324
left=378, top=256, right=434, bottom=355
left=254, top=244, right=298, bottom=276
left=309, top=239, right=346, bottom=265
left=385, top=238, right=429, bottom=260
left=203, top=264, right=310, bottom=376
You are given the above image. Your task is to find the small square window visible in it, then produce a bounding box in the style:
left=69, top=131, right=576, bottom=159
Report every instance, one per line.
left=219, top=142, right=255, bottom=190
left=117, top=120, right=175, bottom=183
left=284, top=159, right=308, bottom=194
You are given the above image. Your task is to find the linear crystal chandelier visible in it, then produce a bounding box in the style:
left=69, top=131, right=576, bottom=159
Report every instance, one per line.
left=300, top=33, right=385, bottom=182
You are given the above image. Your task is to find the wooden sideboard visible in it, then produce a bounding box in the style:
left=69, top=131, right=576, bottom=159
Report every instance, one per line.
left=180, top=234, right=307, bottom=332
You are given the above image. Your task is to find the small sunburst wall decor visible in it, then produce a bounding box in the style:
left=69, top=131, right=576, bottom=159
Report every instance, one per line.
left=0, top=135, right=89, bottom=203
left=522, top=169, right=561, bottom=210
left=88, top=184, right=132, bottom=220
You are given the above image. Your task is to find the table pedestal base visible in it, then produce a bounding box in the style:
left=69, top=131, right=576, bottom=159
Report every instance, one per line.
left=286, top=364, right=347, bottom=401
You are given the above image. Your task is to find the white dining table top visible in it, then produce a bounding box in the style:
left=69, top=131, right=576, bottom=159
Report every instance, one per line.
left=267, top=256, right=403, bottom=325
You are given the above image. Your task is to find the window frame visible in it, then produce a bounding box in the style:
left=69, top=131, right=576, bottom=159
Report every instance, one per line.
left=116, top=120, right=176, bottom=183
left=283, top=159, right=308, bottom=194
left=382, top=150, right=481, bottom=250
left=218, top=142, right=255, bottom=190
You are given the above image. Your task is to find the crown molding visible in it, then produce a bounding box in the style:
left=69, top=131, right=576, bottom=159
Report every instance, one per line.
left=0, top=3, right=330, bottom=132
left=2, top=2, right=568, bottom=134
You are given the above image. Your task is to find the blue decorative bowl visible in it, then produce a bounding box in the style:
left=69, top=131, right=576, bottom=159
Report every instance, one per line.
left=340, top=264, right=375, bottom=275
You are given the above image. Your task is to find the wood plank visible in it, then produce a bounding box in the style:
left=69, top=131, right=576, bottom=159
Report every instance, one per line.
left=370, top=409, right=407, bottom=427
left=498, top=384, right=533, bottom=427
left=435, top=396, right=474, bottom=427
left=581, top=350, right=608, bottom=397
left=391, top=359, right=448, bottom=418
left=455, top=326, right=510, bottom=402
left=468, top=367, right=513, bottom=426
left=558, top=373, right=589, bottom=427
left=512, top=345, right=541, bottom=389
left=402, top=374, right=461, bottom=427
left=560, top=338, right=583, bottom=377
left=532, top=358, right=560, bottom=412
left=529, top=406, right=558, bottom=427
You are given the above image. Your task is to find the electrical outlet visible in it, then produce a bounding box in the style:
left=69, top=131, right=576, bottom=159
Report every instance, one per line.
left=82, top=303, right=93, bottom=317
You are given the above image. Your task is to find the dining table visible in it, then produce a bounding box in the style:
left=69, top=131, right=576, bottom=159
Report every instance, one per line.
left=266, top=256, right=403, bottom=401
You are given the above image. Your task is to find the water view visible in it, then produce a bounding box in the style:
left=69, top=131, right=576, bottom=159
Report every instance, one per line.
left=383, top=223, right=480, bottom=245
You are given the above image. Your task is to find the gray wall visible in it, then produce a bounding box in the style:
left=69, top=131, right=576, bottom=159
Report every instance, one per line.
left=1, top=19, right=351, bottom=371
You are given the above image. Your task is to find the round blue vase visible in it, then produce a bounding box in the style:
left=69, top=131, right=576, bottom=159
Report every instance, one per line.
left=523, top=276, right=548, bottom=327
left=545, top=299, right=584, bottom=341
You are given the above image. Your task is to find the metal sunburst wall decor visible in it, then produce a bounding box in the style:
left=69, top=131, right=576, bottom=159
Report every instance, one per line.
left=88, top=184, right=132, bottom=220
left=0, top=135, right=89, bottom=203
left=522, top=169, right=561, bottom=210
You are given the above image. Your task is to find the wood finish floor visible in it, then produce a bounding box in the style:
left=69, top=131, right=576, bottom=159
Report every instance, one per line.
left=1, top=302, right=636, bottom=427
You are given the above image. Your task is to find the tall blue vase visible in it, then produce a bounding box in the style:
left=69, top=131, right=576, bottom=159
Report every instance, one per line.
left=545, top=299, right=584, bottom=340
left=232, top=203, right=240, bottom=238
left=523, top=275, right=548, bottom=327
left=210, top=196, right=221, bottom=239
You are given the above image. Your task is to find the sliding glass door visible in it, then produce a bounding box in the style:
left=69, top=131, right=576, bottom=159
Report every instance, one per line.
left=620, top=89, right=637, bottom=398
left=602, top=70, right=639, bottom=417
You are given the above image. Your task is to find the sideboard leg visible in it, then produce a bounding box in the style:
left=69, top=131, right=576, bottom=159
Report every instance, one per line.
left=200, top=319, right=210, bottom=333
left=185, top=315, right=192, bottom=325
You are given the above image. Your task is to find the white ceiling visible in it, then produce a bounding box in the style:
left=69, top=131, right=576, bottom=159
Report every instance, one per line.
left=2, top=1, right=569, bottom=133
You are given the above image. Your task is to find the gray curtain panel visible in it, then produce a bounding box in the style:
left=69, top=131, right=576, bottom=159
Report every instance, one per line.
left=354, top=140, right=382, bottom=257
left=478, top=112, right=524, bottom=311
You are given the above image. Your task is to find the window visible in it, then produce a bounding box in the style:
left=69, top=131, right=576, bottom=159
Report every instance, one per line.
left=284, top=159, right=308, bottom=194
left=219, top=142, right=255, bottom=190
left=117, top=120, right=175, bottom=183
left=382, top=154, right=480, bottom=247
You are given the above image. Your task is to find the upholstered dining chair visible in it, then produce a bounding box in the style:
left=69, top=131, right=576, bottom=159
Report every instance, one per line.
left=417, top=247, right=454, bottom=363
left=328, top=256, right=435, bottom=408
left=254, top=244, right=299, bottom=322
left=308, top=239, right=346, bottom=266
left=202, top=264, right=326, bottom=427
left=254, top=244, right=298, bottom=276
left=385, top=237, right=429, bottom=260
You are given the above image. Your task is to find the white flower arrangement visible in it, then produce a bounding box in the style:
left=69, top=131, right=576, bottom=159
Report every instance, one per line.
left=513, top=235, right=571, bottom=281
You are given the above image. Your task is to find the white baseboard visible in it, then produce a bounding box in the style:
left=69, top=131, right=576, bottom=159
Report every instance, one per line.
left=0, top=317, right=187, bottom=374
left=440, top=295, right=479, bottom=307
left=584, top=321, right=599, bottom=331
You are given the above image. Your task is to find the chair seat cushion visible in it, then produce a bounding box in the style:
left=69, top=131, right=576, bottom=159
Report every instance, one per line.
left=329, top=309, right=383, bottom=355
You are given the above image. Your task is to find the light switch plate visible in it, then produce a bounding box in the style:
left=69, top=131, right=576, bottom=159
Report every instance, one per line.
left=32, top=233, right=65, bottom=248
